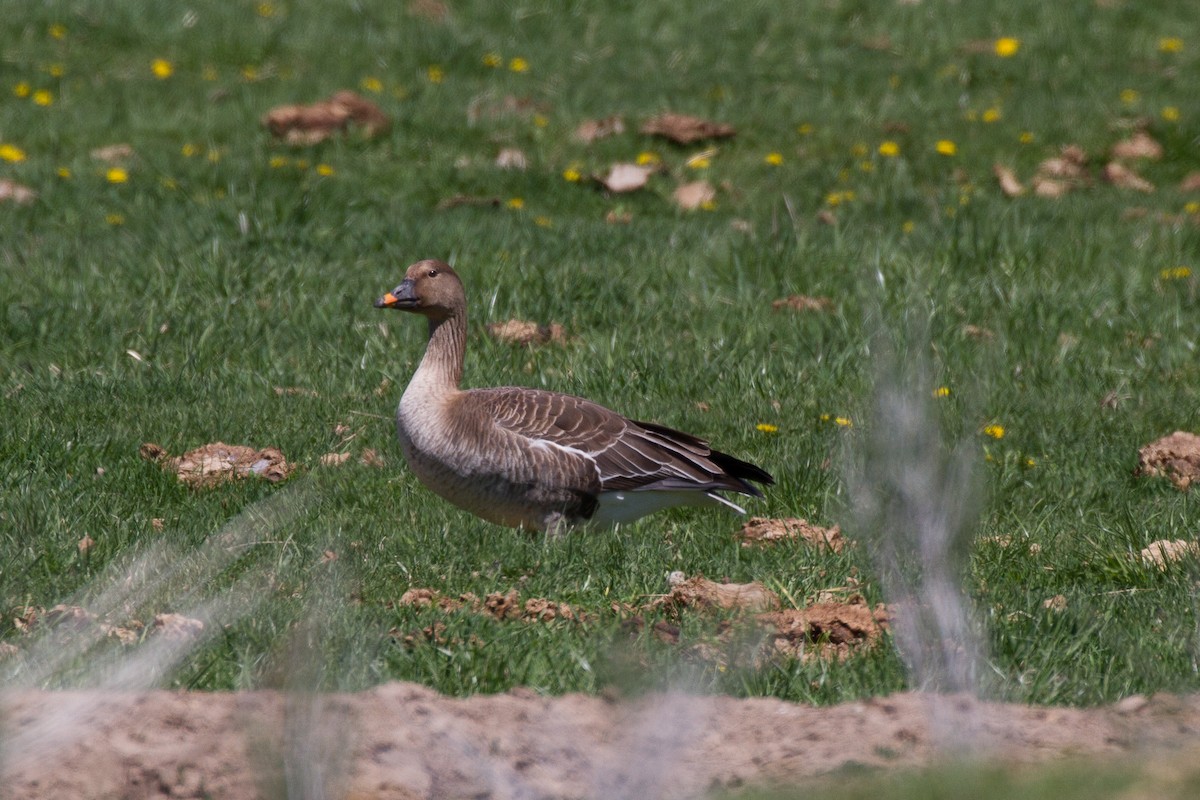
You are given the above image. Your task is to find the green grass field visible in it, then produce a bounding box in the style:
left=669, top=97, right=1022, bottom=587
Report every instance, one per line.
left=1, top=0, right=1199, bottom=708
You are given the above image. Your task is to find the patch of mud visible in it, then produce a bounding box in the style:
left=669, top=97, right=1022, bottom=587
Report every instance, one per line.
left=1137, top=431, right=1200, bottom=490
left=6, top=686, right=1200, bottom=799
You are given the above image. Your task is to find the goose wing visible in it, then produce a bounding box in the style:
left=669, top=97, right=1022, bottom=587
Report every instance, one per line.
left=461, top=387, right=771, bottom=496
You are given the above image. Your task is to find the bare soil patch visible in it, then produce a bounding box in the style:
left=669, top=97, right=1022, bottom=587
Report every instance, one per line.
left=5, top=686, right=1200, bottom=799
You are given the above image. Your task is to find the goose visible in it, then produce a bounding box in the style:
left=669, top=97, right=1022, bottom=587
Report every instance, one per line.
left=375, top=259, right=773, bottom=533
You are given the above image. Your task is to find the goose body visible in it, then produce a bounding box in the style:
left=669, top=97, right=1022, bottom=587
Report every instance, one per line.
left=376, top=259, right=773, bottom=533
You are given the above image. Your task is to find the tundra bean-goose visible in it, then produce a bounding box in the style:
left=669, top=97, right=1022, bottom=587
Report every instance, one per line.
left=375, top=259, right=773, bottom=533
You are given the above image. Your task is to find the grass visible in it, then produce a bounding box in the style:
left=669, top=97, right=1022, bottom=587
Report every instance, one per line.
left=0, top=0, right=1198, bottom=707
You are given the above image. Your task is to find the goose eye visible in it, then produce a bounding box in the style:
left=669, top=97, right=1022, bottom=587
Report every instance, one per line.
left=427, top=268, right=439, bottom=278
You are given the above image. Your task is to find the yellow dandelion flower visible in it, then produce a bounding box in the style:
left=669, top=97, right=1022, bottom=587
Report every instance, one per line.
left=315, top=163, right=334, bottom=176
left=206, top=150, right=221, bottom=163
left=819, top=414, right=831, bottom=422
left=825, top=190, right=856, bottom=206
left=1185, top=201, right=1200, bottom=215
left=508, top=57, right=529, bottom=73
left=834, top=417, right=853, bottom=428
left=764, top=152, right=783, bottom=166
left=532, top=114, right=548, bottom=128
left=105, top=213, right=125, bottom=225
left=878, top=140, right=900, bottom=157
left=241, top=65, right=259, bottom=81
left=902, top=220, right=915, bottom=234
left=181, top=143, right=199, bottom=158
left=687, top=156, right=711, bottom=170
left=257, top=2, right=276, bottom=17
left=994, top=37, right=1020, bottom=57
left=506, top=197, right=524, bottom=210
left=1120, top=88, right=1139, bottom=104
left=981, top=107, right=1002, bottom=123
left=202, top=65, right=218, bottom=81
left=1162, top=106, right=1180, bottom=122
left=756, top=423, right=779, bottom=434
left=858, top=160, right=874, bottom=172
left=700, top=199, right=717, bottom=211
left=426, top=65, right=444, bottom=83
left=106, top=167, right=128, bottom=184
left=482, top=52, right=502, bottom=68
left=151, top=59, right=174, bottom=79
left=933, top=386, right=951, bottom=398
left=32, top=90, right=53, bottom=106
left=57, top=167, right=71, bottom=178
left=13, top=82, right=31, bottom=98
left=1024, top=457, right=1036, bottom=468
left=1160, top=266, right=1192, bottom=280
left=935, top=139, right=957, bottom=156
left=46, top=63, right=65, bottom=77
left=1019, top=131, right=1035, bottom=144
left=360, top=76, right=383, bottom=93
left=269, top=155, right=288, bottom=168
left=983, top=424, right=1005, bottom=439
left=0, top=144, right=27, bottom=163
left=636, top=151, right=660, bottom=166
left=796, top=122, right=814, bottom=135
left=533, top=216, right=552, bottom=228
left=562, top=167, right=582, bottom=182
left=1159, top=37, right=1183, bottom=53
left=48, top=23, right=67, bottom=39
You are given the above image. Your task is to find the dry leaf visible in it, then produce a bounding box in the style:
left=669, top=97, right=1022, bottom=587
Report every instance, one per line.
left=605, top=208, right=632, bottom=224
left=152, top=613, right=205, bottom=640
left=1043, top=594, right=1068, bottom=612
left=262, top=90, right=391, bottom=146
left=320, top=550, right=338, bottom=563
left=466, top=94, right=544, bottom=124
left=596, top=163, right=652, bottom=193
left=495, top=148, right=527, bottom=170
left=660, top=572, right=780, bottom=612
left=771, top=295, right=834, bottom=313
left=816, top=209, right=838, bottom=226
left=90, top=143, right=134, bottom=163
left=77, top=535, right=95, bottom=553
left=1032, top=177, right=1072, bottom=198
left=574, top=116, right=625, bottom=144
left=1104, top=161, right=1154, bottom=192
left=319, top=452, right=352, bottom=467
left=1180, top=172, right=1200, bottom=193
left=1136, top=431, right=1200, bottom=490
left=142, top=442, right=292, bottom=486
left=640, top=113, right=736, bottom=144
left=486, top=319, right=569, bottom=346
left=672, top=180, right=715, bottom=210
left=0, top=179, right=37, bottom=205
left=737, top=517, right=843, bottom=552
left=1140, top=539, right=1200, bottom=569
left=407, top=0, right=447, bottom=20
left=993, top=164, right=1025, bottom=197
left=1111, top=131, right=1163, bottom=161
left=961, top=324, right=995, bottom=340
left=273, top=386, right=318, bottom=398
left=359, top=448, right=386, bottom=468
left=151, top=518, right=165, bottom=531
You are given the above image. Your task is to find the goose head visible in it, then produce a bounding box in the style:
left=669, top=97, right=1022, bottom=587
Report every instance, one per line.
left=374, top=259, right=464, bottom=320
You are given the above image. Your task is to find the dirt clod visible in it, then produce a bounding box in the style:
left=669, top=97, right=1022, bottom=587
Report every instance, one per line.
left=142, top=442, right=291, bottom=487
left=1140, top=539, right=1200, bottom=570
left=1136, top=431, right=1200, bottom=490
left=262, top=90, right=391, bottom=145
left=661, top=573, right=780, bottom=613
left=758, top=598, right=888, bottom=661
left=640, top=112, right=736, bottom=144
left=486, top=319, right=570, bottom=346
left=737, top=517, right=844, bottom=552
